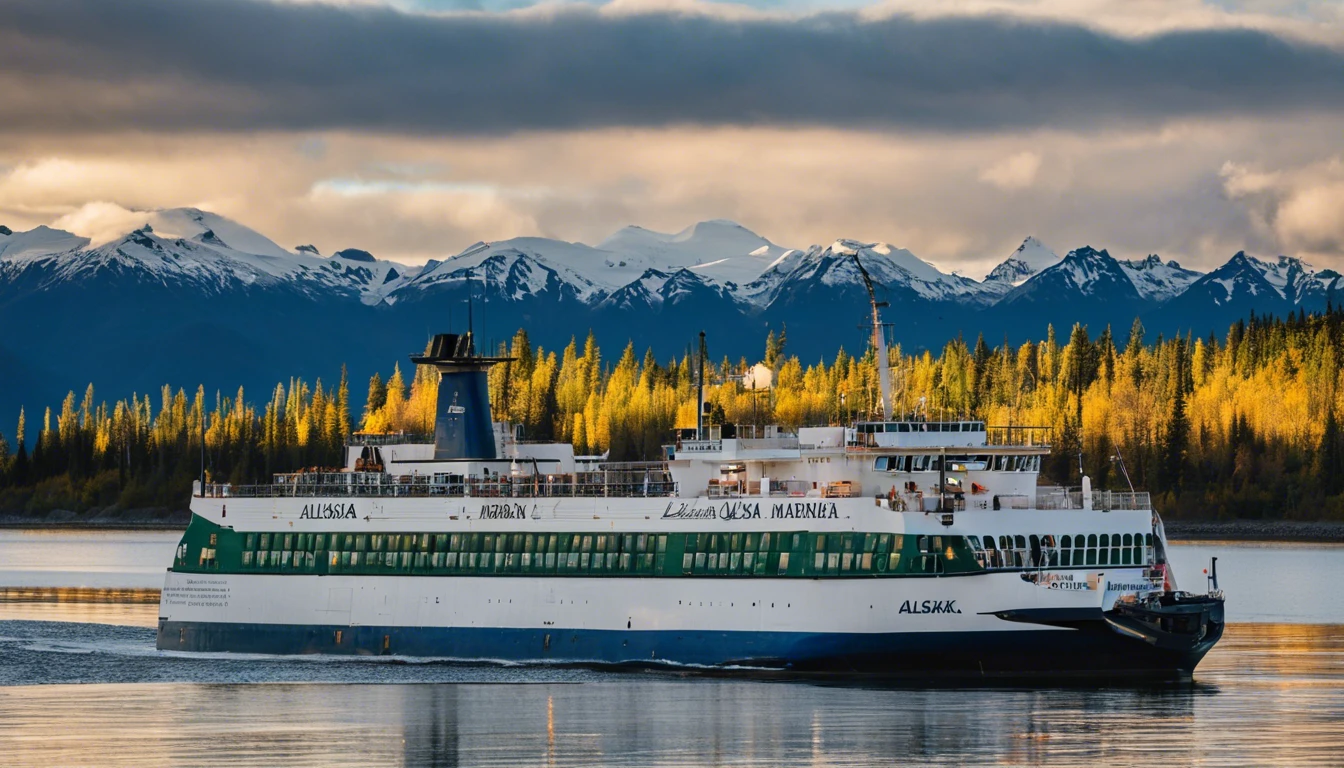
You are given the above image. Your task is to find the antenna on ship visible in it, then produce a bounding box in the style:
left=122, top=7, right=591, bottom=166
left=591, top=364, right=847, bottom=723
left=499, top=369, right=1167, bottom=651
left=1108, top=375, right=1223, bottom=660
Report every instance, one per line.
left=850, top=250, right=893, bottom=421
left=466, top=267, right=476, bottom=356
left=697, top=331, right=707, bottom=440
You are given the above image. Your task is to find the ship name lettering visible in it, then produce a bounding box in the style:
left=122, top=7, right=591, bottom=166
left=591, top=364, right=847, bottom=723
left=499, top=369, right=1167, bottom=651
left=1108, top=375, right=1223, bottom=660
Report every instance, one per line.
left=479, top=504, right=528, bottom=519
left=898, top=599, right=961, bottom=614
left=300, top=503, right=357, bottom=520
left=662, top=502, right=719, bottom=519
left=719, top=502, right=761, bottom=520
left=1106, top=581, right=1155, bottom=593
left=770, top=502, right=839, bottom=519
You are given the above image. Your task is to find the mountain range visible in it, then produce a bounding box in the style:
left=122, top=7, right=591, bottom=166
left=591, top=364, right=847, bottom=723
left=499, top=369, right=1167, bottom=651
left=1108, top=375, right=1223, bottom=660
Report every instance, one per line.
left=1, top=208, right=1341, bottom=420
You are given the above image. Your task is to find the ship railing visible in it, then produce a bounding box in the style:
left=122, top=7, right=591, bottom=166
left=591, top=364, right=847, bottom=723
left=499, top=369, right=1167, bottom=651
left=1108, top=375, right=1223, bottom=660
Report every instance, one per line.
left=200, top=474, right=679, bottom=499
left=345, top=432, right=434, bottom=447
left=737, top=436, right=801, bottom=450
left=703, top=479, right=828, bottom=498
left=985, top=426, right=1053, bottom=447
left=1034, top=490, right=1153, bottom=511
left=677, top=440, right=724, bottom=453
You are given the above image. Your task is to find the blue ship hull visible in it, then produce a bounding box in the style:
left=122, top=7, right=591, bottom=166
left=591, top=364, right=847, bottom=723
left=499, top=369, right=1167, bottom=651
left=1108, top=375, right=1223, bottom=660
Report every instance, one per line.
left=156, top=619, right=1217, bottom=681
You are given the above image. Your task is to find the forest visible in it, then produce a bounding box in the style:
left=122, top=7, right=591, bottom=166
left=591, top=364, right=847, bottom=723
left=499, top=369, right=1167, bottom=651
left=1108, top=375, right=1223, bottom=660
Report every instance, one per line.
left=2, top=307, right=1343, bottom=521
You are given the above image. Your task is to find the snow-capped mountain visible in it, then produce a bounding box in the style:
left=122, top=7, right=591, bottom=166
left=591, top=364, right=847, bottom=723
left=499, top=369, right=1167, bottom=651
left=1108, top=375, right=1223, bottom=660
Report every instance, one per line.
left=1161, top=252, right=1341, bottom=315
left=1119, top=255, right=1203, bottom=303
left=597, top=220, right=792, bottom=288
left=4, top=205, right=1341, bottom=429
left=984, top=236, right=1060, bottom=288
left=595, top=267, right=744, bottom=312
left=398, top=238, right=605, bottom=304
left=999, top=246, right=1143, bottom=307
left=0, top=208, right=416, bottom=305
left=752, top=239, right=993, bottom=308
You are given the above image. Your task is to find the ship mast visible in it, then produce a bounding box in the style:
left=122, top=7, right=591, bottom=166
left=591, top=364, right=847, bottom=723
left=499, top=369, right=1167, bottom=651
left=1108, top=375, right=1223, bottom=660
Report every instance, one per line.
left=850, top=251, right=893, bottom=421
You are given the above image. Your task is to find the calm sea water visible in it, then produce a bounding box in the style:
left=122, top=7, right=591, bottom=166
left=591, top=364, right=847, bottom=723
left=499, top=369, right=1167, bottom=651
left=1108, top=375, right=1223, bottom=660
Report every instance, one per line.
left=1, top=531, right=1342, bottom=767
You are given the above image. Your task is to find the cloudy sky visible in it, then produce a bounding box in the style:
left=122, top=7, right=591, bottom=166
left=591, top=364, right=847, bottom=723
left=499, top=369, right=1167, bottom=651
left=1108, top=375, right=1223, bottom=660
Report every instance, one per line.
left=3, top=0, right=1344, bottom=277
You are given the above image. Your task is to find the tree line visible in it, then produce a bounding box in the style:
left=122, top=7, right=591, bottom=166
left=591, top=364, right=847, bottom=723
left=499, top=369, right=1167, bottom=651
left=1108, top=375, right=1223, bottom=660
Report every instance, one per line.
left=3, top=309, right=1343, bottom=520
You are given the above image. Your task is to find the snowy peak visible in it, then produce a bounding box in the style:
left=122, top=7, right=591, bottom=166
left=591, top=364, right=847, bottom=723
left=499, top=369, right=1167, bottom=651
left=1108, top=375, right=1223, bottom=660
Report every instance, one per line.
left=755, top=238, right=992, bottom=308
left=1000, top=245, right=1142, bottom=306
left=406, top=238, right=604, bottom=301
left=1118, top=254, right=1203, bottom=303
left=0, top=209, right=418, bottom=305
left=595, top=219, right=789, bottom=287
left=1181, top=251, right=1287, bottom=308
left=985, top=236, right=1060, bottom=286
left=1184, top=251, right=1339, bottom=307
left=0, top=225, right=90, bottom=262
left=334, top=248, right=376, bottom=263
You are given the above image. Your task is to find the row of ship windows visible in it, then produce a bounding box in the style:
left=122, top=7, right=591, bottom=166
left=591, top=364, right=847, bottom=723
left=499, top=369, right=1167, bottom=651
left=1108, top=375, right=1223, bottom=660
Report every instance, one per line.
left=872, top=455, right=1041, bottom=473
left=206, top=530, right=962, bottom=577
left=970, top=533, right=1154, bottom=569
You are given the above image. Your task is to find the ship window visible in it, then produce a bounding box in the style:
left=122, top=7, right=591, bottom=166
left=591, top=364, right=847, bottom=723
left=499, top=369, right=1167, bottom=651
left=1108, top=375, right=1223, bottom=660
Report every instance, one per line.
left=244, top=534, right=256, bottom=549
left=777, top=552, right=791, bottom=575
left=242, top=551, right=253, bottom=566
left=742, top=552, right=754, bottom=572
left=260, top=533, right=271, bottom=550
left=282, top=534, right=291, bottom=549
left=707, top=553, right=718, bottom=570
left=730, top=552, right=741, bottom=572
left=815, top=535, right=826, bottom=551
left=832, top=534, right=846, bottom=552
left=827, top=553, right=840, bottom=572
left=315, top=534, right=326, bottom=551
left=861, top=553, right=872, bottom=570
left=888, top=552, right=902, bottom=571
left=863, top=533, right=877, bottom=552
left=595, top=535, right=606, bottom=553
left=874, top=457, right=888, bottom=471
left=814, top=553, right=825, bottom=571
left=694, top=552, right=707, bottom=572
left=841, top=553, right=853, bottom=571
left=496, top=536, right=507, bottom=553
left=658, top=535, right=668, bottom=553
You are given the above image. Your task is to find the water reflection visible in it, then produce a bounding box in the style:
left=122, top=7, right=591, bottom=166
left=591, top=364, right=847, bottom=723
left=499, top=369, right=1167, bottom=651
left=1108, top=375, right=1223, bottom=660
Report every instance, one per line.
left=0, top=624, right=1340, bottom=767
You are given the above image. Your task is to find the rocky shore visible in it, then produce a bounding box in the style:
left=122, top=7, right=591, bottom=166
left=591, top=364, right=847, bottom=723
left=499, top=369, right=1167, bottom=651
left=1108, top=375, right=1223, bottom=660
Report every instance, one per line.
left=0, top=506, right=190, bottom=529
left=1163, top=519, right=1344, bottom=543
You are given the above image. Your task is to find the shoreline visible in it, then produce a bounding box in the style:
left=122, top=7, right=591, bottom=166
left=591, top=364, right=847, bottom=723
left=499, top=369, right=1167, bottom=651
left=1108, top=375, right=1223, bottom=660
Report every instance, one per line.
left=2, top=514, right=1342, bottom=542
left=1163, top=520, right=1344, bottom=543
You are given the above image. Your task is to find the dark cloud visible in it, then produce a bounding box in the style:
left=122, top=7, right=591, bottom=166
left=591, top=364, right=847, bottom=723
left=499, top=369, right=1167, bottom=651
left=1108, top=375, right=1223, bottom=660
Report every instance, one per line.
left=3, top=0, right=1344, bottom=134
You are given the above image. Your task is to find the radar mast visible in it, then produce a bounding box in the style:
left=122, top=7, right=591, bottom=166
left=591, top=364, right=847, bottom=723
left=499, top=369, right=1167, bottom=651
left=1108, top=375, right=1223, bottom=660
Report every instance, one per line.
left=850, top=250, right=894, bottom=421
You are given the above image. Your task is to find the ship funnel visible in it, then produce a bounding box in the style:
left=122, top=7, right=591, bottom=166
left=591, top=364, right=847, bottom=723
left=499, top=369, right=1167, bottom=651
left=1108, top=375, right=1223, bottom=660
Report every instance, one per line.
left=411, top=332, right=512, bottom=460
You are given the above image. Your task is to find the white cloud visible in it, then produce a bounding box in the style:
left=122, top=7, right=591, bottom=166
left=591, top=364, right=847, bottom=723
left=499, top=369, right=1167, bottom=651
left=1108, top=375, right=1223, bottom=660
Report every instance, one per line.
left=1222, top=156, right=1344, bottom=258
left=979, top=151, right=1042, bottom=191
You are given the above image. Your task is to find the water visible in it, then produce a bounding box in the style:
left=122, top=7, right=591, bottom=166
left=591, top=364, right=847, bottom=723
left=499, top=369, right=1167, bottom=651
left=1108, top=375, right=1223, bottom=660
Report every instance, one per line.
left=2, top=531, right=1343, bottom=767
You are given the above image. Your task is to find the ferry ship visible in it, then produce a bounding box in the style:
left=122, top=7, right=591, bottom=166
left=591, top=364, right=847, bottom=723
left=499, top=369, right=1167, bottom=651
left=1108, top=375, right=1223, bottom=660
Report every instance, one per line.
left=157, top=286, right=1225, bottom=679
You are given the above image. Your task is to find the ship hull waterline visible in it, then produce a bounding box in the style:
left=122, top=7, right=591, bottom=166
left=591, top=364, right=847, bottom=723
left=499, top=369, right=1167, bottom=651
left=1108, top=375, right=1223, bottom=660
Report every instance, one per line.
left=154, top=570, right=1219, bottom=681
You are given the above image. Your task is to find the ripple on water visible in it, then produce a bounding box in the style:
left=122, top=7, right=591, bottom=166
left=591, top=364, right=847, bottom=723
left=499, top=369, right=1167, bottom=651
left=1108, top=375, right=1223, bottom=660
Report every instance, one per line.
left=0, top=620, right=1342, bottom=767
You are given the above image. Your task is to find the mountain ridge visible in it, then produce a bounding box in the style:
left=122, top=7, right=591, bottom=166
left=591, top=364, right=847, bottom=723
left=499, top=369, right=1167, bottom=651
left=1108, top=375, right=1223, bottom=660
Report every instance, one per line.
left=3, top=206, right=1340, bottom=424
